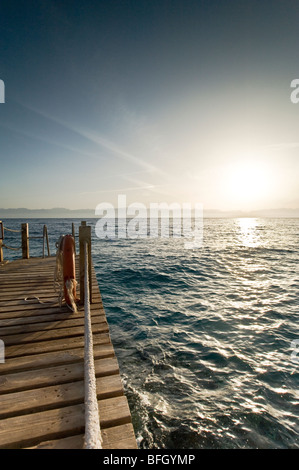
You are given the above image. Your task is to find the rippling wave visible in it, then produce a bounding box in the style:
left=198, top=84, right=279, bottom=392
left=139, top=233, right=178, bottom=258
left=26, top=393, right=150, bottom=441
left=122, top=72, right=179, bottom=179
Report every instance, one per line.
left=94, top=218, right=299, bottom=449
left=3, top=217, right=299, bottom=448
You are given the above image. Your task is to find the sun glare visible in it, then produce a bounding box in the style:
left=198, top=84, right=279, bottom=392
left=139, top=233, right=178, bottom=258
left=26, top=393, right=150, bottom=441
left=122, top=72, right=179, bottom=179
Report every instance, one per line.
left=237, top=217, right=260, bottom=247
left=223, top=160, right=271, bottom=207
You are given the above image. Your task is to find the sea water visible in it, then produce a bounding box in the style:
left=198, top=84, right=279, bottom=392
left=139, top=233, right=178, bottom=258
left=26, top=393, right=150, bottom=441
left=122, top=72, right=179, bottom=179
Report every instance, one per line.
left=2, top=217, right=299, bottom=448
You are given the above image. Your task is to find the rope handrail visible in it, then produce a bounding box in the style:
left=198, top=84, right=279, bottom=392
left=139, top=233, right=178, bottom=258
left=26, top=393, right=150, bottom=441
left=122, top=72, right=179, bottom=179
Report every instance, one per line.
left=3, top=226, right=21, bottom=233
left=83, top=239, right=102, bottom=449
left=0, top=223, right=51, bottom=259
left=2, top=243, right=21, bottom=251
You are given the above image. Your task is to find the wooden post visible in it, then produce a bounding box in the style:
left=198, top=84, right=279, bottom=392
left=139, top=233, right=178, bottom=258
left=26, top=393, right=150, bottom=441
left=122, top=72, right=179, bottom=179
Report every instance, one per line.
left=43, top=226, right=45, bottom=258
left=79, top=221, right=92, bottom=305
left=43, top=225, right=50, bottom=257
left=0, top=221, right=3, bottom=262
left=72, top=223, right=76, bottom=255
left=45, top=226, right=50, bottom=257
left=21, top=223, right=29, bottom=259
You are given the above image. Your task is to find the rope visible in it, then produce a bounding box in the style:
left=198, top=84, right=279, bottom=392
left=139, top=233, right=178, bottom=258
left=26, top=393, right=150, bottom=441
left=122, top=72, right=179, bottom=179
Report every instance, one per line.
left=3, top=226, right=21, bottom=233
left=83, top=240, right=102, bottom=449
left=2, top=243, right=21, bottom=251
left=65, top=279, right=78, bottom=314
left=24, top=296, right=60, bottom=306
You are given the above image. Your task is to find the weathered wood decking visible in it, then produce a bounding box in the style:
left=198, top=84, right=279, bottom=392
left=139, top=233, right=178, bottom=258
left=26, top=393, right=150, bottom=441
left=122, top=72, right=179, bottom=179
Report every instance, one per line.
left=0, top=256, right=137, bottom=449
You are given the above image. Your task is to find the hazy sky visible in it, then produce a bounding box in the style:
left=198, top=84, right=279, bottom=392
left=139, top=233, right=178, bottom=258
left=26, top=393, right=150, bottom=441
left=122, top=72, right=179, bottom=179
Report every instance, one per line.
left=1, top=0, right=299, bottom=212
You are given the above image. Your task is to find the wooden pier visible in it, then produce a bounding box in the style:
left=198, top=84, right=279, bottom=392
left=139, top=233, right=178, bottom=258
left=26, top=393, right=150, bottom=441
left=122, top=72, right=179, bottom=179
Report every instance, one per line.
left=0, top=228, right=137, bottom=449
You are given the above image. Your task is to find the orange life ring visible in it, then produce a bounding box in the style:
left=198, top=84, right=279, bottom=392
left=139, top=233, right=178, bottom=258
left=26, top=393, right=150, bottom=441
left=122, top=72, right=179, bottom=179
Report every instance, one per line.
left=61, top=234, right=77, bottom=306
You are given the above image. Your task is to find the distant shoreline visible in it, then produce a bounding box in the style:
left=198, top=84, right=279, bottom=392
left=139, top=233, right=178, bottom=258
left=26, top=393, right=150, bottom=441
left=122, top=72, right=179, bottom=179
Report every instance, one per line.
left=1, top=207, right=299, bottom=219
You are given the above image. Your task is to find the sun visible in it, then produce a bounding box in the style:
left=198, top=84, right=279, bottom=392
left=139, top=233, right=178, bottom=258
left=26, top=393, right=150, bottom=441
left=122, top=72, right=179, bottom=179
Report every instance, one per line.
left=223, top=160, right=271, bottom=207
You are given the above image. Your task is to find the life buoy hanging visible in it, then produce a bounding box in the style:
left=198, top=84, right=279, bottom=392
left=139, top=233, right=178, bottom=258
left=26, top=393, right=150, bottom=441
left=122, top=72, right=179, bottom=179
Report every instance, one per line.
left=61, top=234, right=77, bottom=310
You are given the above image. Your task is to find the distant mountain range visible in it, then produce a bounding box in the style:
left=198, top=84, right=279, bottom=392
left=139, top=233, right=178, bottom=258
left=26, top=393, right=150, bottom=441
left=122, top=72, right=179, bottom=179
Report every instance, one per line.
left=0, top=207, right=299, bottom=218
left=0, top=207, right=96, bottom=219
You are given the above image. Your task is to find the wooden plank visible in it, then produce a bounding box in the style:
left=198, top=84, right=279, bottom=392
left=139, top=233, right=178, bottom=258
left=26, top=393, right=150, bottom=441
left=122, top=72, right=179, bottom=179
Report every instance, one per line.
left=0, top=279, right=99, bottom=289
left=0, top=314, right=107, bottom=336
left=3, top=332, right=111, bottom=359
left=0, top=374, right=124, bottom=418
left=0, top=343, right=115, bottom=375
left=27, top=423, right=138, bottom=449
left=0, top=403, right=85, bottom=449
left=27, top=435, right=85, bottom=449
left=0, top=308, right=105, bottom=327
left=2, top=322, right=109, bottom=346
left=0, top=293, right=102, bottom=305
left=0, top=357, right=119, bottom=394
left=102, top=423, right=138, bottom=449
left=0, top=397, right=132, bottom=449
left=0, top=298, right=103, bottom=315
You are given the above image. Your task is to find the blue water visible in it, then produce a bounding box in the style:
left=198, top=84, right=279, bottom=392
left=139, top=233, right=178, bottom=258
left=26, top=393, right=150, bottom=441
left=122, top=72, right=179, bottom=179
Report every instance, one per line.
left=2, top=217, right=299, bottom=448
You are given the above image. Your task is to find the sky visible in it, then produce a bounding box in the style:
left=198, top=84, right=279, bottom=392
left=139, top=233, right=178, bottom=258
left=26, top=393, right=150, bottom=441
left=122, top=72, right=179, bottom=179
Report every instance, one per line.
left=0, top=0, right=299, bottom=213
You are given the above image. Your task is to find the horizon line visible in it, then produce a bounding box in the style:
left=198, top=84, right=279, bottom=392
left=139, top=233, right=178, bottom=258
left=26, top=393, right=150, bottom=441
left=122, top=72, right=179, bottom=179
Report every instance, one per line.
left=1, top=206, right=299, bottom=218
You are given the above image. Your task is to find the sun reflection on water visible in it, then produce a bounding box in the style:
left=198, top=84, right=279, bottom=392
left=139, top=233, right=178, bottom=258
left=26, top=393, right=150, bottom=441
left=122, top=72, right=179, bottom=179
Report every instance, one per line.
left=236, top=218, right=261, bottom=248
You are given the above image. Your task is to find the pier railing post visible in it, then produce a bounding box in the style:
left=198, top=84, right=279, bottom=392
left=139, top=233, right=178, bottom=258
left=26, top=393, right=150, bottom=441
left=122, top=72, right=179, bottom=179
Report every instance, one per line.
left=0, top=221, right=3, bottom=262
left=45, top=225, right=50, bottom=257
left=72, top=223, right=76, bottom=255
left=42, top=225, right=50, bottom=258
left=21, top=223, right=29, bottom=259
left=79, top=221, right=92, bottom=305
